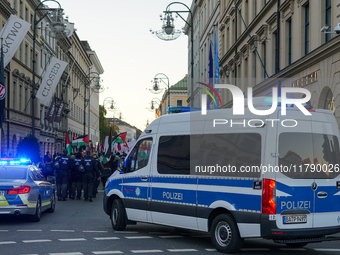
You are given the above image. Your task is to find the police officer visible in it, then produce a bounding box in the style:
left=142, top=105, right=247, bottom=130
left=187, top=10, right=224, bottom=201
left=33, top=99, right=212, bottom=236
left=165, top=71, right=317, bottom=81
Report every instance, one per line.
left=83, top=151, right=100, bottom=202
left=56, top=149, right=70, bottom=201
left=92, top=153, right=102, bottom=198
left=71, top=152, right=84, bottom=200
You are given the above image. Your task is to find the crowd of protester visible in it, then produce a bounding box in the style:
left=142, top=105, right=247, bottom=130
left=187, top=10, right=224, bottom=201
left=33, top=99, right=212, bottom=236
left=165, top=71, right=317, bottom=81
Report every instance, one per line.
left=37, top=149, right=126, bottom=202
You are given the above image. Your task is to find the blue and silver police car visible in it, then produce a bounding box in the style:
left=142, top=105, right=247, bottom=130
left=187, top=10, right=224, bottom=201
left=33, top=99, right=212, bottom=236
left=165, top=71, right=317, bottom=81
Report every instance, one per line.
left=0, top=158, right=56, bottom=221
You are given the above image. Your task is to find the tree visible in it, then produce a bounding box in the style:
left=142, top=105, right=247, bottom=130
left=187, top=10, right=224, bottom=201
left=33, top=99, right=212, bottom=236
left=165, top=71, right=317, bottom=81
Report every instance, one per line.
left=99, top=105, right=111, bottom=143
left=16, top=134, right=40, bottom=163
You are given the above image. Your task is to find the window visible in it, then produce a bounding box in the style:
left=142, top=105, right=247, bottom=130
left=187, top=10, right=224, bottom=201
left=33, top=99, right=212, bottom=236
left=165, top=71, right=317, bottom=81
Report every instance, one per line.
left=255, top=0, right=257, bottom=16
left=199, top=133, right=261, bottom=177
left=279, top=133, right=340, bottom=179
left=157, top=135, right=191, bottom=175
left=325, top=0, right=331, bottom=42
left=19, top=0, right=22, bottom=18
left=12, top=81, right=16, bottom=110
left=305, top=3, right=310, bottom=55
left=13, top=0, right=16, bottom=10
left=19, top=43, right=22, bottom=61
left=25, top=87, right=27, bottom=113
left=25, top=7, right=28, bottom=22
left=273, top=32, right=278, bottom=74
left=125, top=138, right=153, bottom=172
left=30, top=48, right=33, bottom=68
left=263, top=41, right=266, bottom=79
left=24, top=44, right=28, bottom=65
left=19, top=85, right=22, bottom=111
left=157, top=134, right=262, bottom=177
left=288, top=19, right=292, bottom=65
left=177, top=100, right=183, bottom=106
left=253, top=51, right=256, bottom=85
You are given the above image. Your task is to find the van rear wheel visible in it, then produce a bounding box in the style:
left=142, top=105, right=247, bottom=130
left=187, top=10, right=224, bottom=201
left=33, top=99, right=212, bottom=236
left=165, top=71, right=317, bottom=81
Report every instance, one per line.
left=210, top=214, right=243, bottom=253
left=111, top=199, right=127, bottom=231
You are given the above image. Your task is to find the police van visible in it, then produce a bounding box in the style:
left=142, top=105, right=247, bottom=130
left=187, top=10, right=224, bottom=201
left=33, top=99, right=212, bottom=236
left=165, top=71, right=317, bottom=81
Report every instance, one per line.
left=103, top=98, right=340, bottom=253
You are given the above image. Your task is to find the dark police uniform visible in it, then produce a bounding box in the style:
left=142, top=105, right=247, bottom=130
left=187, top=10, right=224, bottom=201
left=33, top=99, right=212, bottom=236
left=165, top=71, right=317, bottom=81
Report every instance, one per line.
left=72, top=158, right=84, bottom=200
left=83, top=155, right=99, bottom=202
left=57, top=154, right=70, bottom=201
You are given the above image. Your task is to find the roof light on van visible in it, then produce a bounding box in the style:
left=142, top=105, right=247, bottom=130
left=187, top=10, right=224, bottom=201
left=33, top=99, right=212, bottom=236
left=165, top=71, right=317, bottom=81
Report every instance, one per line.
left=167, top=106, right=202, bottom=114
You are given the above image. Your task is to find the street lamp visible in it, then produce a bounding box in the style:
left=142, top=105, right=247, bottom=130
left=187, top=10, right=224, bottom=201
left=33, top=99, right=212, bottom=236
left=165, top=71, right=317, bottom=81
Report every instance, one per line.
left=84, top=72, right=101, bottom=135
left=160, top=2, right=194, bottom=107
left=147, top=98, right=161, bottom=112
left=31, top=0, right=67, bottom=137
left=101, top=97, right=115, bottom=142
left=152, top=73, right=170, bottom=109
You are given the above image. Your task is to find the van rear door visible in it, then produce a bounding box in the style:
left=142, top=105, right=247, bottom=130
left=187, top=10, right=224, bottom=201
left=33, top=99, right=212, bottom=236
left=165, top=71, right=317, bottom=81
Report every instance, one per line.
left=311, top=112, right=340, bottom=228
left=275, top=110, right=314, bottom=229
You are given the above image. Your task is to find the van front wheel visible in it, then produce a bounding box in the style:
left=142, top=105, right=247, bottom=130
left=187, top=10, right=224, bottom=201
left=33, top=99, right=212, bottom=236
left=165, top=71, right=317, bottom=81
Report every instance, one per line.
left=111, top=199, right=127, bottom=231
left=210, top=214, right=243, bottom=253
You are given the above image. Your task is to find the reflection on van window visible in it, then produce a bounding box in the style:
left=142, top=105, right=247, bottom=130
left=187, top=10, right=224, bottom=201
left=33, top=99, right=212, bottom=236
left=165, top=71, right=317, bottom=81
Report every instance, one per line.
left=157, top=133, right=262, bottom=177
left=279, top=133, right=340, bottom=179
left=158, top=136, right=191, bottom=175
left=125, top=138, right=152, bottom=172
left=199, top=133, right=261, bottom=177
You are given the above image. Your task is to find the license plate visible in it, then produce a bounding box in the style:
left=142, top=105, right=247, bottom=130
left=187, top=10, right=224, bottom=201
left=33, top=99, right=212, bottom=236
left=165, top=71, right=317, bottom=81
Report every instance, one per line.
left=283, top=215, right=307, bottom=224
left=0, top=191, right=4, bottom=196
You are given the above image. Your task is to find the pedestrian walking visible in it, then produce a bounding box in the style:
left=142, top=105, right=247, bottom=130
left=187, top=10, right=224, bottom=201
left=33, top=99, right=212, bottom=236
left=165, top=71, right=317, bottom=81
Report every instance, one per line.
left=92, top=153, right=102, bottom=198
left=56, top=149, right=70, bottom=201
left=83, top=151, right=100, bottom=202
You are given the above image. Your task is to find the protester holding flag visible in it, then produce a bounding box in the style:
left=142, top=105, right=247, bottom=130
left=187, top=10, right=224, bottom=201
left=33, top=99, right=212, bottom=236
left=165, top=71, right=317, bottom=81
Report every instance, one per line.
left=65, top=132, right=72, bottom=155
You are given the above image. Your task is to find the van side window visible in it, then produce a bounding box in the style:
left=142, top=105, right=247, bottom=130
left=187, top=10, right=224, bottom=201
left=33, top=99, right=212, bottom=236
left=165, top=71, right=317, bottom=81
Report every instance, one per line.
left=279, top=133, right=340, bottom=179
left=157, top=133, right=261, bottom=177
left=157, top=135, right=191, bottom=175
left=125, top=138, right=152, bottom=172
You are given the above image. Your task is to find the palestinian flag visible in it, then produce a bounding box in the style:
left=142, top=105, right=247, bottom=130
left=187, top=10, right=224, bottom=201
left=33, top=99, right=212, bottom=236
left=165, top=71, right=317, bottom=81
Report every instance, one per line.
left=115, top=132, right=127, bottom=144
left=72, top=135, right=89, bottom=147
left=65, top=132, right=72, bottom=155
left=103, top=129, right=112, bottom=164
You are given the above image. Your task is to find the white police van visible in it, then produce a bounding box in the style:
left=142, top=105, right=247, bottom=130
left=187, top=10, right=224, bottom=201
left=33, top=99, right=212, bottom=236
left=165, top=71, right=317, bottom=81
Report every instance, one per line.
left=103, top=98, right=340, bottom=253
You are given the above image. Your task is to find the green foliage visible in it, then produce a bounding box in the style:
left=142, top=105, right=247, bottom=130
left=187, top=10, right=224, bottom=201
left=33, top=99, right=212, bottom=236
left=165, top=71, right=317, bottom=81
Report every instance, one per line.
left=99, top=105, right=111, bottom=142
left=16, top=134, right=40, bottom=163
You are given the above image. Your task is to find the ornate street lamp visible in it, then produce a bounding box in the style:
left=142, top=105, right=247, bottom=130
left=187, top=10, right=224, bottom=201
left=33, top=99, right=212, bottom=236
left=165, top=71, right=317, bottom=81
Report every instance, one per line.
left=84, top=72, right=102, bottom=135
left=156, top=2, right=194, bottom=107
left=147, top=98, right=161, bottom=112
left=31, top=0, right=69, bottom=137
left=152, top=73, right=170, bottom=109
left=150, top=12, right=182, bottom=41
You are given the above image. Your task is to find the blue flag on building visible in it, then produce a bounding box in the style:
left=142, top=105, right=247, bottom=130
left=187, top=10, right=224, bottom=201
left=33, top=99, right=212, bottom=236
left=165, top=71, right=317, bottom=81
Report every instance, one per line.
left=0, top=40, right=6, bottom=128
left=207, top=42, right=214, bottom=109
left=214, top=31, right=220, bottom=109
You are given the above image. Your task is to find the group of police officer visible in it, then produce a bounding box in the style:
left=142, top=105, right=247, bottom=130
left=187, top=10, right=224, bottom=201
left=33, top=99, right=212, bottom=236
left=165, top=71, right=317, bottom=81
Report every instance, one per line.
left=55, top=150, right=102, bottom=202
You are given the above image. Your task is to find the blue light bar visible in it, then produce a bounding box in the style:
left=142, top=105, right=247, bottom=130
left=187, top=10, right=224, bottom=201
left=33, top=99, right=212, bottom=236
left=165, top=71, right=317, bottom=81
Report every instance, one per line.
left=0, top=158, right=31, bottom=165
left=166, top=106, right=202, bottom=113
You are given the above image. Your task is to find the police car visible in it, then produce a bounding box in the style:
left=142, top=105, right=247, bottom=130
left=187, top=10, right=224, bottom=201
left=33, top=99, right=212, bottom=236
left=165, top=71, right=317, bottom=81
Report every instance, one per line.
left=0, top=158, right=56, bottom=221
left=103, top=98, right=340, bottom=253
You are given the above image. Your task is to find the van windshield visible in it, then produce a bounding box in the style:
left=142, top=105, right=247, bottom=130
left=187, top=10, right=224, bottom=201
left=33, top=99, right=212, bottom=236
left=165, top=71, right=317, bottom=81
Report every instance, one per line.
left=279, top=133, right=340, bottom=179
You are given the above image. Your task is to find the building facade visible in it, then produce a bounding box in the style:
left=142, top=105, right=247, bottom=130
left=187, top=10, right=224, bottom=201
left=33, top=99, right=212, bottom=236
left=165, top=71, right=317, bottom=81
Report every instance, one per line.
left=155, top=75, right=188, bottom=117
left=0, top=0, right=103, bottom=158
left=186, top=0, right=340, bottom=129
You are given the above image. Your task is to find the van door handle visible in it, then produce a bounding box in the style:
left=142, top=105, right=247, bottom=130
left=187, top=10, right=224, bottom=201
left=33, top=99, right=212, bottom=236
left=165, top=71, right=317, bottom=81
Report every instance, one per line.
left=141, top=176, right=148, bottom=181
left=317, top=191, right=328, bottom=198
